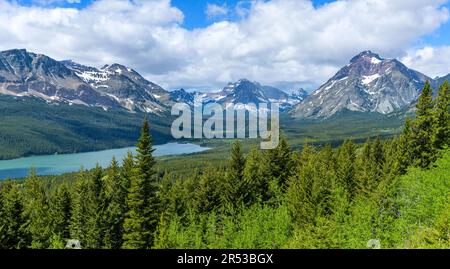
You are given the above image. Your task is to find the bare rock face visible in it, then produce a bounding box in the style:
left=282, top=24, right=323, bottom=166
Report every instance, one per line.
left=0, top=49, right=120, bottom=109
left=292, top=51, right=431, bottom=118
left=63, top=61, right=170, bottom=113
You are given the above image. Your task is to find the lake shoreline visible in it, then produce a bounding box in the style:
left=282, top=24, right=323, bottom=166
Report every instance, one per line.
left=0, top=142, right=211, bottom=180
left=0, top=140, right=201, bottom=161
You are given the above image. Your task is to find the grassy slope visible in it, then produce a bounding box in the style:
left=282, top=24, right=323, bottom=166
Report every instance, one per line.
left=393, top=149, right=450, bottom=248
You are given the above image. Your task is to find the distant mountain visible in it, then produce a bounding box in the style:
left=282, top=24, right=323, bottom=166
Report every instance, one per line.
left=289, top=88, right=309, bottom=101
left=291, top=51, right=431, bottom=118
left=169, top=79, right=307, bottom=110
left=218, top=79, right=270, bottom=106
left=200, top=79, right=307, bottom=110
left=1, top=49, right=303, bottom=115
left=170, top=88, right=196, bottom=105
left=63, top=60, right=171, bottom=113
left=435, top=73, right=450, bottom=88
left=0, top=49, right=120, bottom=110
left=0, top=49, right=178, bottom=114
left=2, top=49, right=447, bottom=120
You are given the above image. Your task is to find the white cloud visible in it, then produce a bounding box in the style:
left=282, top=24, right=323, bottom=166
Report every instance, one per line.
left=205, top=3, right=229, bottom=19
left=402, top=46, right=450, bottom=78
left=0, top=0, right=448, bottom=91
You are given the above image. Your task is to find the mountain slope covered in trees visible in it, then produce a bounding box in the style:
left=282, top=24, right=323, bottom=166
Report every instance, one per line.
left=0, top=95, right=172, bottom=160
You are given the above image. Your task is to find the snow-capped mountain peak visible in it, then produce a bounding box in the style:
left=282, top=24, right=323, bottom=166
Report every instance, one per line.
left=63, top=60, right=171, bottom=113
left=292, top=51, right=431, bottom=118
left=169, top=79, right=307, bottom=110
left=350, top=50, right=384, bottom=65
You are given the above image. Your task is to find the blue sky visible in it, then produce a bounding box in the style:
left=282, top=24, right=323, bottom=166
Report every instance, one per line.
left=171, top=0, right=337, bottom=29
left=2, top=0, right=450, bottom=90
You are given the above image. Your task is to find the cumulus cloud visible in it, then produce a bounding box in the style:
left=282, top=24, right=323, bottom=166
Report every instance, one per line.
left=402, top=46, right=450, bottom=78
left=0, top=0, right=448, bottom=91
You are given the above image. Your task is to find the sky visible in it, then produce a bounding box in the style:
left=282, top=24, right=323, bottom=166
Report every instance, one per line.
left=1, top=0, right=450, bottom=92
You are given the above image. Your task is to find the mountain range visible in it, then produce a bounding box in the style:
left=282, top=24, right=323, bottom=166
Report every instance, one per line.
left=170, top=79, right=308, bottom=110
left=0, top=48, right=449, bottom=119
left=0, top=49, right=119, bottom=109
left=1, top=48, right=449, bottom=160
left=0, top=49, right=307, bottom=114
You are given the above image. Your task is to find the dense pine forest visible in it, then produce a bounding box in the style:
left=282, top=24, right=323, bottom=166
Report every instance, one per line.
left=0, top=81, right=449, bottom=249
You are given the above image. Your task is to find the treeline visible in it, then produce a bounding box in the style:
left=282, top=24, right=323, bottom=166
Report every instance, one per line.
left=0, top=81, right=449, bottom=249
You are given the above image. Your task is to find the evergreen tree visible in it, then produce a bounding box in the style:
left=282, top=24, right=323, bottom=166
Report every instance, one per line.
left=70, top=170, right=88, bottom=246
left=0, top=182, right=28, bottom=249
left=50, top=183, right=72, bottom=242
left=316, top=145, right=337, bottom=216
left=122, top=168, right=147, bottom=249
left=121, top=151, right=135, bottom=191
left=286, top=145, right=317, bottom=227
left=395, top=118, right=413, bottom=175
left=432, top=81, right=450, bottom=149
left=70, top=168, right=102, bottom=249
left=23, top=169, right=52, bottom=248
left=0, top=185, right=4, bottom=247
left=266, top=136, right=293, bottom=187
left=382, top=139, right=400, bottom=179
left=356, top=139, right=376, bottom=193
left=123, top=117, right=159, bottom=249
left=103, top=157, right=127, bottom=249
left=87, top=165, right=105, bottom=248
left=335, top=140, right=357, bottom=198
left=372, top=137, right=385, bottom=170
left=193, top=166, right=222, bottom=214
left=160, top=176, right=194, bottom=221
left=410, top=81, right=437, bottom=168
left=153, top=214, right=171, bottom=249
left=222, top=140, right=246, bottom=210
left=243, top=148, right=270, bottom=204
left=0, top=184, right=6, bottom=249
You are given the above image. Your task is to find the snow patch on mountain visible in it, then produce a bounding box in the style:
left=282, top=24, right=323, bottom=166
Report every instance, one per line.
left=362, top=74, right=380, bottom=85
left=291, top=51, right=431, bottom=118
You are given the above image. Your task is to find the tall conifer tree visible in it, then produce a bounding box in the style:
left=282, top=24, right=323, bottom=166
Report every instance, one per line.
left=123, top=117, right=159, bottom=249
left=222, top=140, right=246, bottom=209
left=50, top=183, right=72, bottom=242
left=0, top=182, right=28, bottom=249
left=286, top=145, right=317, bottom=227
left=432, top=81, right=450, bottom=149
left=103, top=157, right=127, bottom=249
left=411, top=81, right=436, bottom=168
left=336, top=140, right=357, bottom=198
left=243, top=148, right=269, bottom=204
left=23, top=169, right=51, bottom=249
left=70, top=168, right=101, bottom=249
left=395, top=118, right=413, bottom=175
left=266, top=136, right=293, bottom=187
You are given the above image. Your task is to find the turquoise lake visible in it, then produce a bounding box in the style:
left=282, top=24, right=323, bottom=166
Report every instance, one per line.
left=0, top=143, right=210, bottom=180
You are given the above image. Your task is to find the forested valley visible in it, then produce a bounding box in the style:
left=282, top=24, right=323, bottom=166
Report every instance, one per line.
left=0, top=81, right=449, bottom=249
